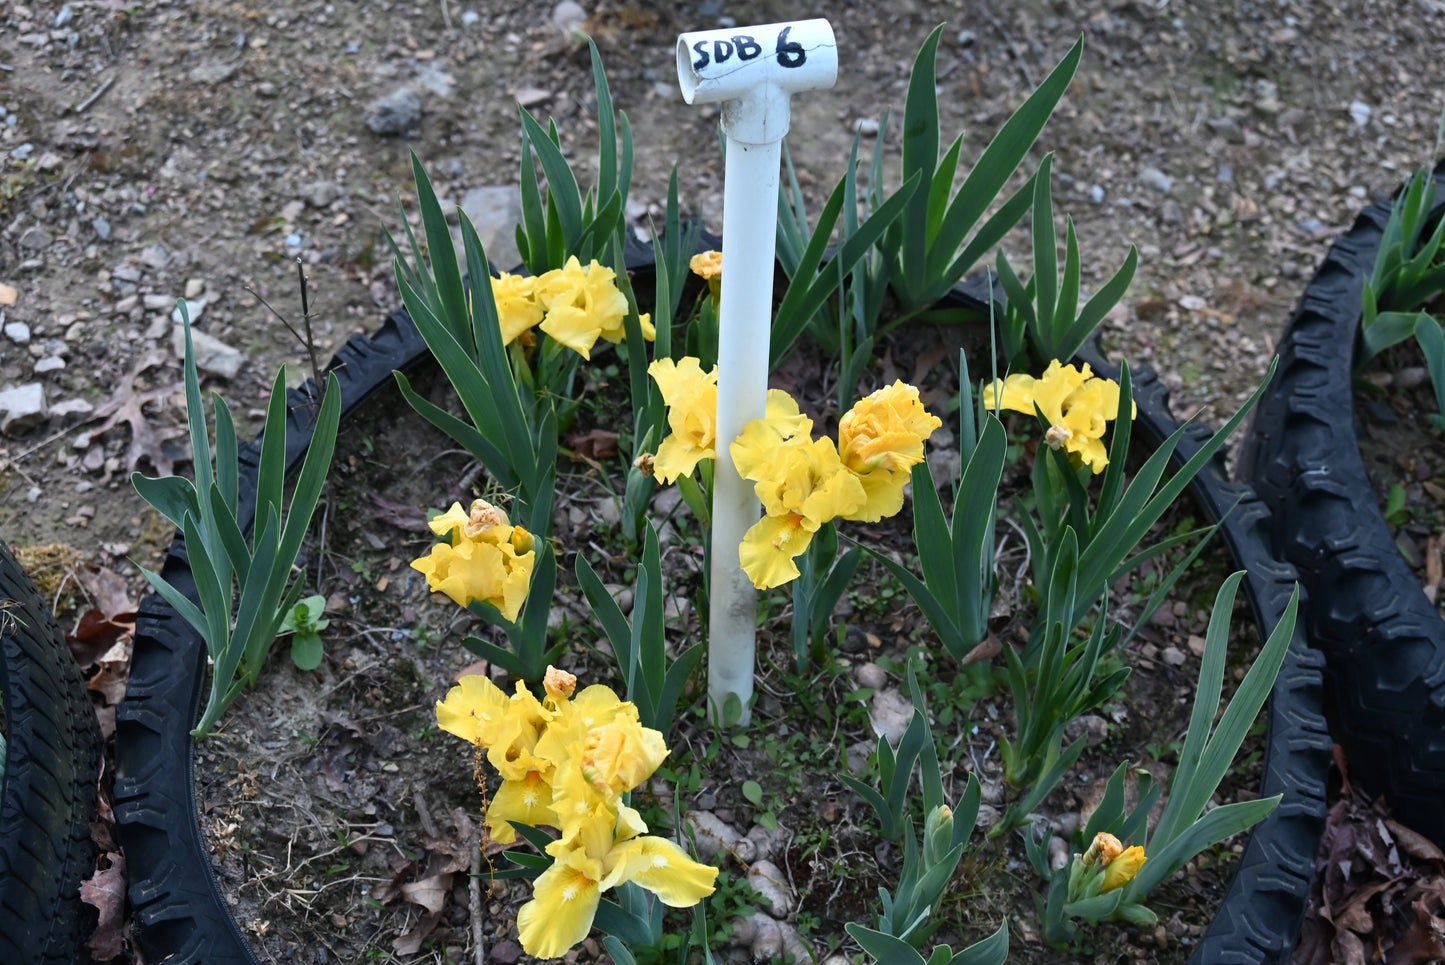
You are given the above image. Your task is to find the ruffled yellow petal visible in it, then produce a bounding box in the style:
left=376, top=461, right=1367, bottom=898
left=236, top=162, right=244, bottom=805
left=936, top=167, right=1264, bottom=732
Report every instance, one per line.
left=485, top=769, right=556, bottom=844
left=842, top=466, right=910, bottom=523
left=516, top=852, right=601, bottom=958
left=648, top=358, right=720, bottom=483
left=601, top=836, right=719, bottom=906
left=838, top=381, right=941, bottom=475
left=491, top=273, right=544, bottom=345
left=739, top=514, right=814, bottom=590
left=434, top=674, right=510, bottom=746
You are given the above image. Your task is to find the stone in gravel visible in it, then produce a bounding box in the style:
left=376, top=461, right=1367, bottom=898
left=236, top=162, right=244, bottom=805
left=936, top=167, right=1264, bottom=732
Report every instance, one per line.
left=1161, top=200, right=1183, bottom=224
left=0, top=283, right=16, bottom=306
left=112, top=266, right=142, bottom=283
left=1179, top=294, right=1207, bottom=311
left=869, top=687, right=914, bottom=744
left=113, top=295, right=138, bottom=314
left=460, top=185, right=524, bottom=270
left=184, top=278, right=206, bottom=299
left=139, top=245, right=170, bottom=269
left=1162, top=645, right=1187, bottom=666
left=37, top=152, right=63, bottom=172
left=92, top=217, right=111, bottom=240
left=19, top=226, right=51, bottom=250
left=364, top=88, right=421, bottom=136
left=1349, top=100, right=1371, bottom=127
left=845, top=738, right=873, bottom=777
left=302, top=181, right=344, bottom=208
left=746, top=859, right=794, bottom=918
left=4, top=321, right=30, bottom=343
left=413, top=63, right=455, bottom=99
left=552, top=0, right=587, bottom=36
left=34, top=357, right=66, bottom=374
left=189, top=61, right=239, bottom=85
left=1090, top=184, right=1105, bottom=203
left=1138, top=167, right=1171, bottom=193
left=854, top=661, right=886, bottom=689
left=143, top=294, right=173, bottom=311
left=514, top=87, right=552, bottom=108
left=1049, top=835, right=1070, bottom=872
left=854, top=117, right=879, bottom=136
left=171, top=324, right=243, bottom=379
left=488, top=940, right=521, bottom=965
left=0, top=383, right=46, bottom=433
left=684, top=810, right=741, bottom=860
left=171, top=298, right=207, bottom=324
left=49, top=398, right=93, bottom=420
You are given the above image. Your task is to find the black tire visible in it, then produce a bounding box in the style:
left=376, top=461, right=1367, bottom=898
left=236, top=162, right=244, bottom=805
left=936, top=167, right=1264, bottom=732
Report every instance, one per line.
left=114, top=308, right=431, bottom=965
left=1238, top=163, right=1445, bottom=848
left=1071, top=341, right=1331, bottom=965
left=117, top=268, right=1331, bottom=964
left=0, top=537, right=102, bottom=964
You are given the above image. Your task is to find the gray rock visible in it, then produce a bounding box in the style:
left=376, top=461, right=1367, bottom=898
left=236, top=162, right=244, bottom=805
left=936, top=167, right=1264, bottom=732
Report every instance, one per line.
left=869, top=687, right=915, bottom=745
left=139, top=245, right=171, bottom=269
left=745, top=859, right=794, bottom=918
left=854, top=661, right=887, bottom=689
left=172, top=324, right=244, bottom=379
left=514, top=87, right=552, bottom=109
left=112, top=295, right=138, bottom=314
left=364, top=88, right=421, bottom=136
left=49, top=398, right=93, bottom=420
left=143, top=294, right=174, bottom=311
left=854, top=117, right=879, bottom=137
left=551, top=0, right=587, bottom=36
left=92, top=217, right=111, bottom=240
left=459, top=185, right=524, bottom=271
left=18, top=226, right=51, bottom=250
left=1090, top=184, right=1105, bottom=203
left=302, top=181, right=344, bottom=208
left=413, top=63, right=455, bottom=99
left=1349, top=100, right=1371, bottom=127
left=189, top=61, right=239, bottom=85
left=184, top=278, right=206, bottom=299
left=0, top=382, right=47, bottom=433
left=171, top=297, right=207, bottom=324
left=684, top=810, right=742, bottom=861
left=1138, top=167, right=1172, bottom=193
left=34, top=356, right=65, bottom=374
left=4, top=321, right=31, bottom=343
left=112, top=265, right=143, bottom=283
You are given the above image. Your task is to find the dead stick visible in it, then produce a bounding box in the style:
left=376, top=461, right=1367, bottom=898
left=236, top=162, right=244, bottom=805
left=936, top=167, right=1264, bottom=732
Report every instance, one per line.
left=470, top=826, right=485, bottom=965
left=72, top=76, right=115, bottom=114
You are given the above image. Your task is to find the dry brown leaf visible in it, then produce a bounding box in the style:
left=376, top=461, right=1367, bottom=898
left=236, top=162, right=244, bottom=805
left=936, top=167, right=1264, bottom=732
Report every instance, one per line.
left=1335, top=926, right=1368, bottom=965
left=392, top=911, right=441, bottom=956
left=89, top=352, right=184, bottom=478
left=368, top=491, right=430, bottom=532
left=567, top=427, right=620, bottom=461
left=1387, top=820, right=1445, bottom=866
left=80, top=853, right=127, bottom=961
left=400, top=873, right=452, bottom=914
left=957, top=632, right=1003, bottom=666
left=86, top=636, right=132, bottom=705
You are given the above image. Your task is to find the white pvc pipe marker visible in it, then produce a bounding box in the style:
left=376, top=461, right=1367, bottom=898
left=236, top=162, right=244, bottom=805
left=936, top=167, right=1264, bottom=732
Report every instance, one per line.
left=676, top=19, right=837, bottom=725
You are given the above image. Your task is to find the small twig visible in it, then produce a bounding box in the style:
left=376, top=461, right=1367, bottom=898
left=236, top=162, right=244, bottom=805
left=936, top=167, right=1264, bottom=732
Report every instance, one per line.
left=72, top=76, right=115, bottom=114
left=440, top=0, right=453, bottom=31
left=413, top=788, right=439, bottom=839
left=245, top=258, right=328, bottom=419
left=469, top=825, right=485, bottom=965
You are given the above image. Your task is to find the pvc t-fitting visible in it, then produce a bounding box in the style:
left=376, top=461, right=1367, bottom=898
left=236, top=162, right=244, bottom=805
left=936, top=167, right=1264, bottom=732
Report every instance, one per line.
left=676, top=19, right=838, bottom=145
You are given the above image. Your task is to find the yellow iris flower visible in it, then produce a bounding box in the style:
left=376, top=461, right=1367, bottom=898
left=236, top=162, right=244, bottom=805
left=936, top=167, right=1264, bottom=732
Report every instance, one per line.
left=732, top=422, right=867, bottom=589
left=837, top=381, right=942, bottom=522
left=1100, top=845, right=1147, bottom=893
left=517, top=799, right=718, bottom=958
left=647, top=357, right=719, bottom=483
left=983, top=360, right=1134, bottom=473
left=689, top=249, right=723, bottom=298
left=435, top=675, right=555, bottom=843
left=490, top=272, right=545, bottom=345
left=534, top=256, right=654, bottom=360
left=410, top=499, right=535, bottom=621
left=437, top=669, right=717, bottom=957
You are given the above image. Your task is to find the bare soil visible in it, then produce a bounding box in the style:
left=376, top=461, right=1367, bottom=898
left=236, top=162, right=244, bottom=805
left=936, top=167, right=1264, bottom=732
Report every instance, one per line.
left=6, top=0, right=1445, bottom=963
